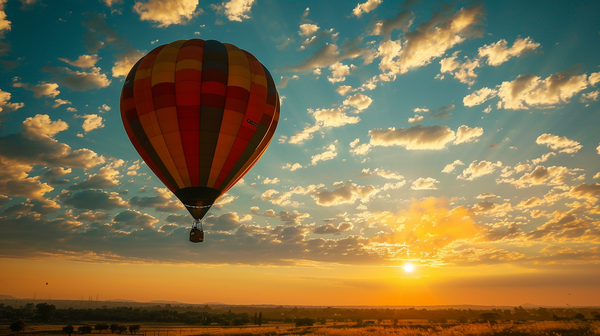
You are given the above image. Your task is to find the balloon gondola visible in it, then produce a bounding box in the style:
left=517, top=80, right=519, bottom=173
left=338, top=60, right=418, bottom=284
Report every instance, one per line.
left=120, top=39, right=280, bottom=243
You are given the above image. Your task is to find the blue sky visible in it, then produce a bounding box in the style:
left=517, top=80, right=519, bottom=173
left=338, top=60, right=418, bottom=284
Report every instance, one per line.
left=1, top=0, right=600, bottom=305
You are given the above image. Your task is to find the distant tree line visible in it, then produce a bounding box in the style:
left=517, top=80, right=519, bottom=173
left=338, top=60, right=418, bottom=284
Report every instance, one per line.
left=2, top=302, right=599, bottom=328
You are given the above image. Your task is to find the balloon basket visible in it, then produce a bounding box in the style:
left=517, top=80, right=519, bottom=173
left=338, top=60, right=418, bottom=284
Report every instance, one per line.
left=189, top=221, right=204, bottom=243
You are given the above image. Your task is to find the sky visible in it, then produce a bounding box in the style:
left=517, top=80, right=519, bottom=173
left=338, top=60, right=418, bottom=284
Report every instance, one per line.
left=1, top=0, right=600, bottom=307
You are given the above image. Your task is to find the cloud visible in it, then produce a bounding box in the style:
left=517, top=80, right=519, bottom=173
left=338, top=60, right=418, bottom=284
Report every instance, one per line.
left=112, top=48, right=145, bottom=78
left=311, top=142, right=338, bottom=166
left=282, top=163, right=303, bottom=171
left=262, top=177, right=280, bottom=185
left=51, top=99, right=71, bottom=109
left=278, top=75, right=298, bottom=89
left=478, top=37, right=540, bottom=66
left=0, top=158, right=53, bottom=200
left=497, top=72, right=589, bottom=110
left=439, top=51, right=480, bottom=85
left=370, top=9, right=413, bottom=41
left=408, top=115, right=423, bottom=123
left=536, top=133, right=582, bottom=154
left=463, top=87, right=497, bottom=107
left=288, top=106, right=360, bottom=144
left=377, top=4, right=485, bottom=77
left=260, top=184, right=323, bottom=207
left=349, top=139, right=371, bottom=155
left=454, top=125, right=483, bottom=144
left=211, top=0, right=254, bottom=22
left=285, top=43, right=372, bottom=73
left=68, top=160, right=123, bottom=190
left=102, top=0, right=123, bottom=7
left=412, top=105, right=454, bottom=119
left=328, top=62, right=350, bottom=83
left=499, top=166, right=576, bottom=188
left=343, top=93, right=373, bottom=110
left=129, top=187, right=185, bottom=212
left=61, top=189, right=128, bottom=210
left=299, top=23, right=319, bottom=37
left=203, top=212, right=244, bottom=231
left=0, top=0, right=10, bottom=36
left=580, top=90, right=599, bottom=104
left=352, top=0, right=382, bottom=18
left=442, top=159, right=464, bottom=173
left=313, top=222, right=353, bottom=235
left=113, top=209, right=159, bottom=230
left=567, top=183, right=600, bottom=202
left=58, top=54, right=100, bottom=68
left=259, top=209, right=310, bottom=225
left=477, top=193, right=500, bottom=199
left=411, top=177, right=439, bottom=190
left=368, top=125, right=456, bottom=150
left=42, top=66, right=111, bottom=91
left=77, top=114, right=105, bottom=133
left=134, top=0, right=200, bottom=27
left=41, top=167, right=72, bottom=186
left=0, top=89, right=24, bottom=114
left=457, top=160, right=502, bottom=181
left=312, top=181, right=377, bottom=206
left=0, top=114, right=105, bottom=169
left=357, top=168, right=404, bottom=180
left=12, top=79, right=60, bottom=98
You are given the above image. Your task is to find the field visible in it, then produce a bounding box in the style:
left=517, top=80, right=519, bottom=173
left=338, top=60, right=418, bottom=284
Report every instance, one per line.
left=2, top=321, right=600, bottom=336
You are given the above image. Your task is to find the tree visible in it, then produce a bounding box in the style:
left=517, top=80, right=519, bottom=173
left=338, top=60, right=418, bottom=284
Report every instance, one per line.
left=295, top=318, right=314, bottom=327
left=78, top=326, right=92, bottom=334
left=128, top=325, right=140, bottom=334
left=10, top=320, right=25, bottom=333
left=36, top=303, right=56, bottom=322
left=63, top=325, right=74, bottom=336
left=96, top=324, right=110, bottom=333
left=258, top=312, right=262, bottom=326
left=117, top=325, right=128, bottom=334
left=110, top=324, right=119, bottom=333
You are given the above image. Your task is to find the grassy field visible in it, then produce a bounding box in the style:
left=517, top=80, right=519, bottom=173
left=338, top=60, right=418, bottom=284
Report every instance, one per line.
left=2, top=321, right=600, bottom=336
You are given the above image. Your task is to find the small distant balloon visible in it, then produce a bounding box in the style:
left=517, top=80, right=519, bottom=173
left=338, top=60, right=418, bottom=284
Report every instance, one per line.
left=46, top=283, right=48, bottom=285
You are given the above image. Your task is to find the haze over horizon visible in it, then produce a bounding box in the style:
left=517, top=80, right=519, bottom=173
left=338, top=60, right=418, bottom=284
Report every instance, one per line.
left=1, top=0, right=599, bottom=307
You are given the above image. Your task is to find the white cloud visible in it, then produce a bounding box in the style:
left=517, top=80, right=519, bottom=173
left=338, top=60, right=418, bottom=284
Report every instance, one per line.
left=349, top=139, right=371, bottom=155
left=278, top=75, right=299, bottom=89
left=499, top=166, right=576, bottom=188
left=589, top=72, right=600, bottom=86
left=0, top=89, right=24, bottom=114
left=497, top=72, right=588, bottom=110
left=262, top=177, right=280, bottom=185
left=41, top=66, right=111, bottom=91
left=52, top=99, right=71, bottom=108
left=328, top=62, right=350, bottom=83
left=377, top=4, right=485, bottom=77
left=212, top=0, right=254, bottom=22
left=312, top=181, right=378, bottom=206
left=454, top=125, right=483, bottom=144
left=343, top=93, right=373, bottom=110
left=23, top=114, right=68, bottom=138
left=458, top=160, right=502, bottom=181
left=478, top=37, right=540, bottom=66
left=439, top=51, right=480, bottom=85
left=442, top=160, right=464, bottom=173
left=13, top=79, right=60, bottom=98
left=299, top=23, right=319, bottom=37
left=336, top=85, right=354, bottom=96
left=282, top=163, right=303, bottom=171
left=134, top=0, right=200, bottom=27
left=311, top=142, right=337, bottom=166
left=357, top=168, right=404, bottom=180
left=352, top=0, right=382, bottom=18
left=536, top=133, right=582, bottom=154
left=368, top=125, right=456, bottom=150
left=58, top=54, right=100, bottom=68
left=408, top=115, right=423, bottom=123
left=0, top=0, right=10, bottom=35
left=78, top=114, right=105, bottom=133
left=580, top=90, right=599, bottom=104
left=112, top=48, right=145, bottom=78
left=463, top=87, right=497, bottom=107
left=288, top=107, right=360, bottom=144
left=411, top=177, right=439, bottom=190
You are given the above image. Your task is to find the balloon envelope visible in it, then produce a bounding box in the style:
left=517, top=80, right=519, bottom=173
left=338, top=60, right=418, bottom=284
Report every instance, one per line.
left=120, top=39, right=280, bottom=220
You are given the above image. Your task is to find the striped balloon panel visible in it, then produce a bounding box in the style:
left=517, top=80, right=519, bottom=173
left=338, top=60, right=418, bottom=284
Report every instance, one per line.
left=120, top=39, right=279, bottom=204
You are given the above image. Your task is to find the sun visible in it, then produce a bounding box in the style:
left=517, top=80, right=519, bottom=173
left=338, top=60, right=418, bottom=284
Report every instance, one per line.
left=404, top=263, right=414, bottom=272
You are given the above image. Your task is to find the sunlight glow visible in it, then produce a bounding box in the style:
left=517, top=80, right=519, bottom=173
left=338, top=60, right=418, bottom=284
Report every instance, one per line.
left=404, top=263, right=414, bottom=272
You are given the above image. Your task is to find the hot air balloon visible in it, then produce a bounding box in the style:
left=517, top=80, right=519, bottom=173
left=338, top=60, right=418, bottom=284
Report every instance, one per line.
left=120, top=39, right=280, bottom=243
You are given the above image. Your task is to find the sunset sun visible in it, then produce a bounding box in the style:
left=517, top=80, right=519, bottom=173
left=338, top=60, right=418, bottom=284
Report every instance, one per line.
left=404, top=263, right=415, bottom=273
